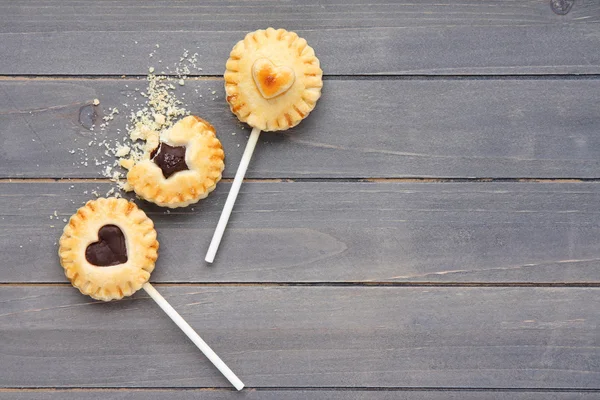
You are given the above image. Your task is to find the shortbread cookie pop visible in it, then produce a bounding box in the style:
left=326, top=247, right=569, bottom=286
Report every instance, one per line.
left=127, top=115, right=225, bottom=208
left=59, top=198, right=244, bottom=390
left=205, top=27, right=323, bottom=262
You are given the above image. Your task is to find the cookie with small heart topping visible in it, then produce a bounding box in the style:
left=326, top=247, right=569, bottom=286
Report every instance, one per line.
left=127, top=115, right=225, bottom=208
left=224, top=27, right=323, bottom=131
left=58, top=198, right=159, bottom=301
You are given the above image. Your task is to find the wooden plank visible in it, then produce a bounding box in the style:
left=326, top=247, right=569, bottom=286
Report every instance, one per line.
left=5, top=389, right=600, bottom=400
left=2, top=78, right=600, bottom=179
left=1, top=1, right=599, bottom=75
left=3, top=181, right=600, bottom=284
left=1, top=286, right=599, bottom=388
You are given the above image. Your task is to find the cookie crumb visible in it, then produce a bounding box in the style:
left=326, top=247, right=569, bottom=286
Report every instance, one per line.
left=119, top=158, right=135, bottom=170
left=93, top=99, right=100, bottom=106
left=115, top=144, right=131, bottom=157
left=154, top=113, right=166, bottom=125
left=96, top=48, right=199, bottom=197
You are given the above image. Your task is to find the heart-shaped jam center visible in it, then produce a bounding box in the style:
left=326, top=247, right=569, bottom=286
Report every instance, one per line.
left=151, top=142, right=188, bottom=179
left=252, top=58, right=295, bottom=99
left=85, top=225, right=128, bottom=267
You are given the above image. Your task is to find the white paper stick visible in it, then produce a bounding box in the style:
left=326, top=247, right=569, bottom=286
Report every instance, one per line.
left=142, top=282, right=244, bottom=391
left=205, top=127, right=261, bottom=263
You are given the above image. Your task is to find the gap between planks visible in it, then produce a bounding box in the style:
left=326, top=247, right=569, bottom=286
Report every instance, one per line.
left=0, top=282, right=599, bottom=288
left=2, top=387, right=600, bottom=393
left=1, top=74, right=600, bottom=81
left=2, top=178, right=600, bottom=184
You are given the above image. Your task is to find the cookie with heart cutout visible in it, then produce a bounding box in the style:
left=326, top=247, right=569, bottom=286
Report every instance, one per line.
left=224, top=27, right=323, bottom=131
left=127, top=115, right=225, bottom=208
left=58, top=197, right=159, bottom=301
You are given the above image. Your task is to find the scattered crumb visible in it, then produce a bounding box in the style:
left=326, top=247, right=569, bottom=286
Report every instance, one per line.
left=66, top=48, right=202, bottom=200
left=115, top=144, right=131, bottom=157
left=120, top=65, right=190, bottom=172
left=154, top=113, right=166, bottom=125
left=119, top=158, right=135, bottom=170
left=103, top=165, right=113, bottom=177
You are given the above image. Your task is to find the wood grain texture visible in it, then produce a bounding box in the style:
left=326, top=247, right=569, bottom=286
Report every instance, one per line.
left=1, top=286, right=599, bottom=388
left=3, top=0, right=599, bottom=396
left=0, top=1, right=599, bottom=75
left=3, top=181, right=600, bottom=284
left=2, top=78, right=600, bottom=179
left=5, top=389, right=600, bottom=400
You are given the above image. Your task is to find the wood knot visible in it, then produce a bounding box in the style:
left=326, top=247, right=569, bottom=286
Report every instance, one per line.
left=79, top=104, right=101, bottom=130
left=550, top=0, right=574, bottom=15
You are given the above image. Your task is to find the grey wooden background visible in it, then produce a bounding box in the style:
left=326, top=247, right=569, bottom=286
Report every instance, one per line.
left=1, top=1, right=600, bottom=399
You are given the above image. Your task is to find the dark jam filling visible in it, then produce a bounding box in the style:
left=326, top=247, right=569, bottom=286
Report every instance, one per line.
left=151, top=142, right=189, bottom=179
left=85, top=225, right=128, bottom=266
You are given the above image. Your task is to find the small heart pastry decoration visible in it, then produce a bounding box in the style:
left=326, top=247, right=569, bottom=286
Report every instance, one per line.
left=252, top=58, right=295, bottom=99
left=85, top=224, right=128, bottom=266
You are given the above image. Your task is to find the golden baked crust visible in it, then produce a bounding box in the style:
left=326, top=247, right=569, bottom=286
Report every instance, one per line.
left=127, top=115, right=225, bottom=208
left=224, top=27, right=323, bottom=131
left=58, top=198, right=159, bottom=301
